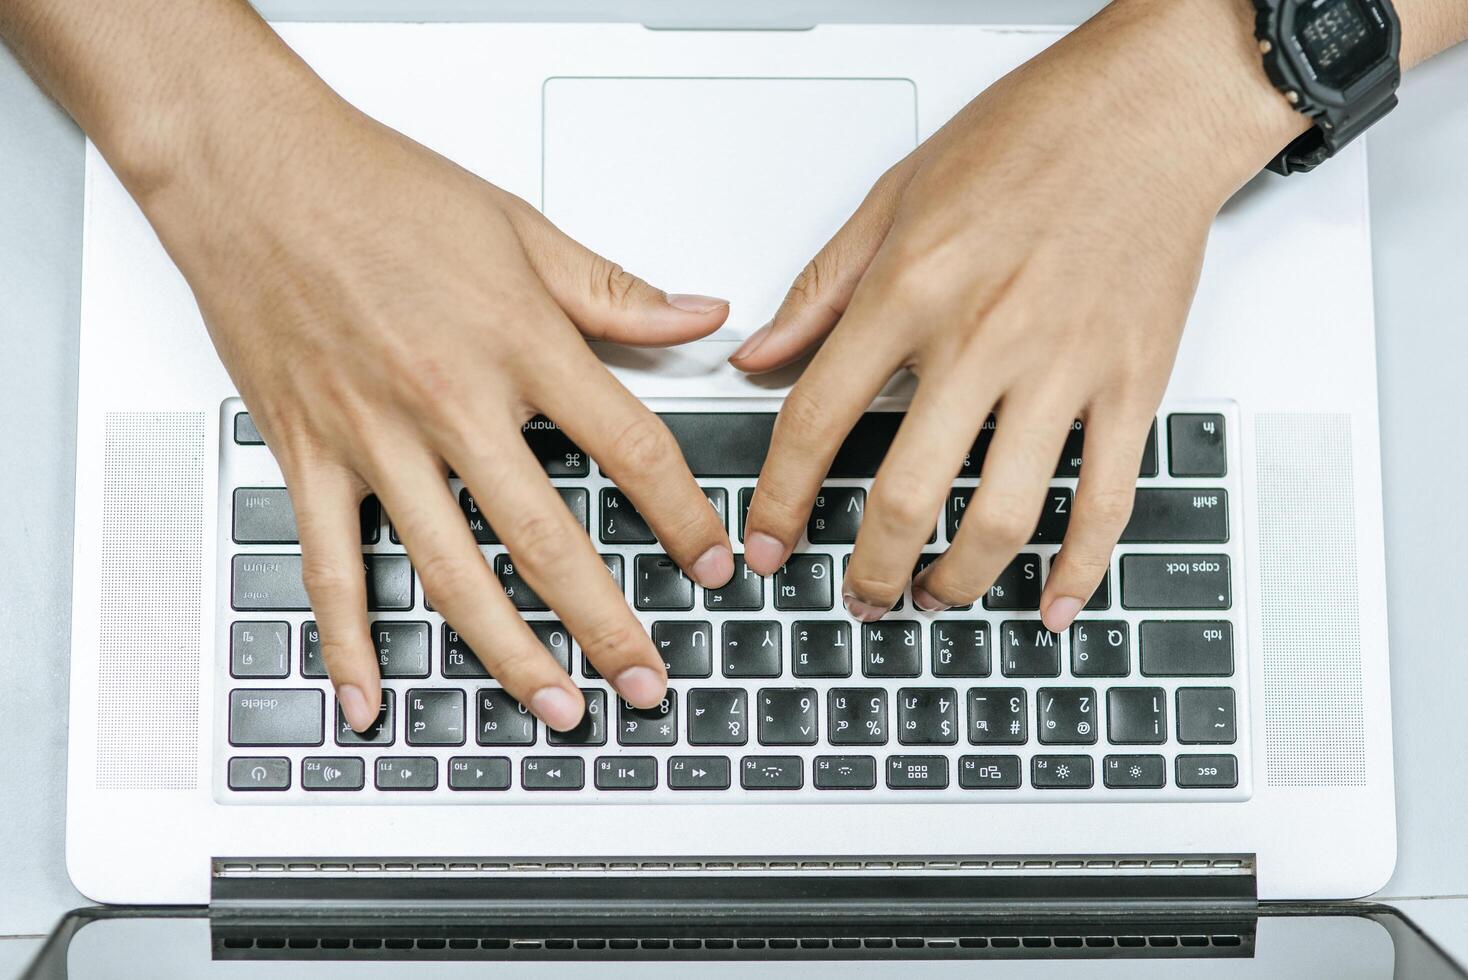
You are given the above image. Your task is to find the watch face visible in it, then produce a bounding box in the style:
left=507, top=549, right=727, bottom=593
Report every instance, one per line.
left=1292, top=0, right=1391, bottom=88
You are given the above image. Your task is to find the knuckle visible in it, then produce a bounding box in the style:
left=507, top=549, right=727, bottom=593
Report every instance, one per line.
left=299, top=553, right=360, bottom=607
left=413, top=550, right=476, bottom=610
left=774, top=386, right=839, bottom=450
left=869, top=479, right=939, bottom=535
left=611, top=412, right=679, bottom=476
left=969, top=495, right=1035, bottom=548
left=788, top=256, right=826, bottom=305
left=588, top=255, right=642, bottom=310
left=578, top=617, right=650, bottom=670
left=505, top=511, right=578, bottom=570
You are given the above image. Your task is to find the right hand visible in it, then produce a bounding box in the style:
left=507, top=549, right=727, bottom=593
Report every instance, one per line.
left=143, top=91, right=734, bottom=732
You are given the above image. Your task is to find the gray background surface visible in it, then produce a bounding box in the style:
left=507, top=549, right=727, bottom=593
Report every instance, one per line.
left=1, top=0, right=1466, bottom=972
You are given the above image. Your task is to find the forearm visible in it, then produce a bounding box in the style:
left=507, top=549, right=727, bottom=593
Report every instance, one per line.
left=0, top=0, right=335, bottom=204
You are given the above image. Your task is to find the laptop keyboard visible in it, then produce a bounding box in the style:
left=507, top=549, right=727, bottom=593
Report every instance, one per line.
left=218, top=398, right=1248, bottom=802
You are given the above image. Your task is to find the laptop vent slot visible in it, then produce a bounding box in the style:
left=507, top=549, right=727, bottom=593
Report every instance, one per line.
left=97, top=411, right=205, bottom=790
left=1254, top=413, right=1366, bottom=787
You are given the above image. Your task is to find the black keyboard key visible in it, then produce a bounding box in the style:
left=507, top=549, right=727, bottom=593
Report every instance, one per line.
left=1071, top=621, right=1129, bottom=677
left=1104, top=754, right=1166, bottom=789
left=738, top=486, right=755, bottom=541
left=476, top=689, right=536, bottom=746
left=448, top=756, right=511, bottom=791
left=1121, top=555, right=1231, bottom=610
left=228, top=757, right=290, bottom=790
left=1107, top=687, right=1167, bottom=744
left=828, top=688, right=888, bottom=745
left=757, top=688, right=819, bottom=745
left=232, top=488, right=299, bottom=544
left=968, top=688, right=1027, bottom=745
left=652, top=621, right=713, bottom=678
left=825, top=412, right=903, bottom=478
left=792, top=621, right=852, bottom=677
left=600, top=488, right=655, bottom=544
left=619, top=691, right=677, bottom=746
left=1140, top=420, right=1159, bottom=478
left=705, top=556, right=763, bottom=611
left=983, top=554, right=1041, bottom=610
left=595, top=756, right=658, bottom=790
left=687, top=689, right=749, bottom=746
left=958, top=416, right=998, bottom=477
left=301, top=756, right=365, bottom=791
left=406, top=688, right=466, bottom=746
left=722, top=621, right=782, bottom=677
left=775, top=554, right=834, bottom=611
left=522, top=416, right=589, bottom=476
left=1168, top=414, right=1227, bottom=477
left=657, top=413, right=777, bottom=478
left=375, top=756, right=437, bottom=790
left=668, top=756, right=732, bottom=790
left=932, top=621, right=991, bottom=677
left=741, top=755, right=803, bottom=790
left=459, top=487, right=588, bottom=545
left=1031, top=755, right=1093, bottom=789
left=1037, top=687, right=1098, bottom=745
left=493, top=556, right=546, bottom=611
left=701, top=485, right=728, bottom=523
left=886, top=755, right=949, bottom=789
left=601, top=552, right=625, bottom=591
left=230, top=621, right=290, bottom=679
left=229, top=689, right=324, bottom=747
left=946, top=490, right=1069, bottom=546
left=336, top=690, right=394, bottom=746
left=372, top=621, right=430, bottom=678
left=365, top=556, right=414, bottom=611
left=1140, top=621, right=1233, bottom=676
left=234, top=412, right=264, bottom=445
left=814, top=755, right=878, bottom=790
left=547, top=689, right=608, bottom=746
left=635, top=555, right=694, bottom=611
left=862, top=621, right=922, bottom=677
left=441, top=625, right=486, bottom=678
left=809, top=487, right=865, bottom=544
left=897, top=687, right=959, bottom=745
left=300, top=621, right=327, bottom=678
left=1177, top=688, right=1237, bottom=744
left=1176, top=754, right=1239, bottom=789
left=1054, top=421, right=1085, bottom=478
left=521, top=757, right=584, bottom=790
left=959, top=754, right=1022, bottom=790
left=1121, top=489, right=1228, bottom=544
left=1000, top=621, right=1061, bottom=677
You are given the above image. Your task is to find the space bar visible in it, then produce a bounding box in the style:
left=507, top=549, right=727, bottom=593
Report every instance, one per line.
left=658, top=412, right=902, bottom=478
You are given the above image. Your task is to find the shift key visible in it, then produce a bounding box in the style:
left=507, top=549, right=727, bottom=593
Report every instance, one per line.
left=1121, top=555, right=1230, bottom=610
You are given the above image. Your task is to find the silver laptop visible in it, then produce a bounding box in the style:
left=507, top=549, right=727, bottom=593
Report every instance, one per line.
left=64, top=18, right=1395, bottom=910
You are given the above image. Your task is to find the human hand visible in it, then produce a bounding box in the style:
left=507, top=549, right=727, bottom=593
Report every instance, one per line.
left=146, top=89, right=733, bottom=731
left=732, top=0, right=1305, bottom=629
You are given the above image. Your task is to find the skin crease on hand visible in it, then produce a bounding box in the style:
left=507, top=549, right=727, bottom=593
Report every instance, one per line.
left=732, top=0, right=1311, bottom=636
left=145, top=97, right=737, bottom=733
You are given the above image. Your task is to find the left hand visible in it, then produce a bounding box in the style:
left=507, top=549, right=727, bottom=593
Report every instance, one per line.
left=731, top=0, right=1304, bottom=631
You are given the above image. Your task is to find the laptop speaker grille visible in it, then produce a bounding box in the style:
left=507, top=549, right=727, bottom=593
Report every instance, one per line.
left=1254, top=412, right=1366, bottom=787
left=97, top=412, right=205, bottom=790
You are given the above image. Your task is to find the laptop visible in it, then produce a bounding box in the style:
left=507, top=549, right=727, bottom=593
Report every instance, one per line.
left=65, top=16, right=1395, bottom=922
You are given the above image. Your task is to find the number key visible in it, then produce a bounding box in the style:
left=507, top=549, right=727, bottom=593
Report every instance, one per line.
left=619, top=692, right=678, bottom=746
left=897, top=687, right=959, bottom=746
left=828, top=688, right=887, bottom=745
left=968, top=688, right=1026, bottom=745
left=757, top=688, right=818, bottom=745
left=1037, top=687, right=1097, bottom=745
left=687, top=689, right=748, bottom=746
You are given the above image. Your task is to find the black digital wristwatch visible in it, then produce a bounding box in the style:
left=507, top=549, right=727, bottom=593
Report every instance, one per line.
left=1252, top=0, right=1402, bottom=174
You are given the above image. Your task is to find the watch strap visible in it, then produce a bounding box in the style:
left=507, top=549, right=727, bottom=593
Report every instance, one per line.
left=1268, top=71, right=1401, bottom=175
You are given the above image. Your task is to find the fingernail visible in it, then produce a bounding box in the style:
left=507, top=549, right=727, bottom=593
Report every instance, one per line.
left=843, top=592, right=890, bottom=623
left=337, top=684, right=376, bottom=732
left=1042, top=595, right=1086, bottom=633
left=531, top=686, right=585, bottom=732
left=744, top=531, right=788, bottom=575
left=615, top=666, right=667, bottom=709
left=666, top=293, right=729, bottom=314
left=729, top=320, right=773, bottom=362
left=912, top=586, right=949, bottom=613
left=691, top=545, right=735, bottom=589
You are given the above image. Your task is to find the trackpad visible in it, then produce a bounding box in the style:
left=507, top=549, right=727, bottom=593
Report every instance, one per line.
left=542, top=77, right=918, bottom=343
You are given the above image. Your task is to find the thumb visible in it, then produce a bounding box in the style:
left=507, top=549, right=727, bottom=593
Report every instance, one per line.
left=729, top=160, right=912, bottom=374
left=508, top=200, right=729, bottom=347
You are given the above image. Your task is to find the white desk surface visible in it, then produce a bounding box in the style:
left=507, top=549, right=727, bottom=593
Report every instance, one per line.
left=2, top=0, right=1466, bottom=964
